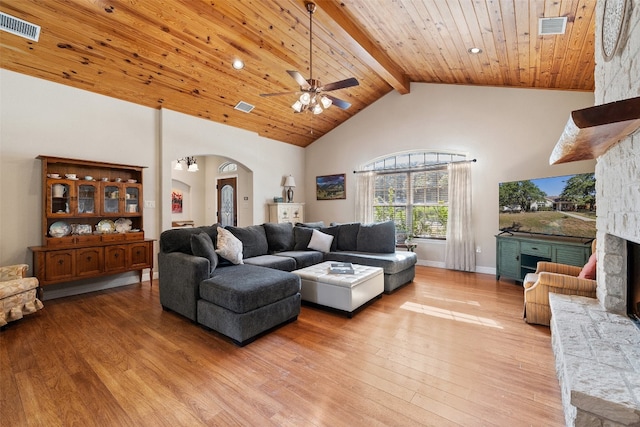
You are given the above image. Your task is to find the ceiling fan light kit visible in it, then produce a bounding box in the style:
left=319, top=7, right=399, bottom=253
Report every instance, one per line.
left=259, top=1, right=359, bottom=115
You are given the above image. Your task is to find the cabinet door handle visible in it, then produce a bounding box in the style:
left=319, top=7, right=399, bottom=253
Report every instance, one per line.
left=516, top=255, right=520, bottom=261
left=531, top=247, right=538, bottom=250
left=114, top=253, right=119, bottom=258
left=58, top=259, right=64, bottom=265
left=86, top=256, right=92, bottom=261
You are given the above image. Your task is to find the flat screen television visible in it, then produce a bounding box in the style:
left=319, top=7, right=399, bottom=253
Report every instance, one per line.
left=498, top=173, right=596, bottom=239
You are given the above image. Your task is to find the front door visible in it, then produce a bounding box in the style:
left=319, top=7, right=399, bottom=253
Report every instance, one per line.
left=217, top=177, right=237, bottom=227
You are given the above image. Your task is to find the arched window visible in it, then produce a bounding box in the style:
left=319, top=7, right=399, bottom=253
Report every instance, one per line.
left=219, top=162, right=237, bottom=173
left=361, top=151, right=467, bottom=241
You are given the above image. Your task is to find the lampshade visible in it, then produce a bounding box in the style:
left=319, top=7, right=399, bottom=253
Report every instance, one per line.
left=283, top=175, right=296, bottom=188
left=320, top=96, right=332, bottom=109
left=299, top=92, right=311, bottom=105
left=175, top=156, right=199, bottom=172
left=292, top=100, right=303, bottom=113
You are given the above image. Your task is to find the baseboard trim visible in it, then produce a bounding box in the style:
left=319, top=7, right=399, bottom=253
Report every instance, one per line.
left=42, top=270, right=157, bottom=300
left=416, top=259, right=496, bottom=275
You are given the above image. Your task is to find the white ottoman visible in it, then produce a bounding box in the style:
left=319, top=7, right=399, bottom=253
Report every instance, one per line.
left=292, top=262, right=383, bottom=316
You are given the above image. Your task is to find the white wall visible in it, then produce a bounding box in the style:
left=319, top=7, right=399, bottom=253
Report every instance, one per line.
left=159, top=108, right=305, bottom=231
left=305, top=83, right=595, bottom=272
left=0, top=68, right=598, bottom=290
left=0, top=69, right=304, bottom=298
left=203, top=156, right=253, bottom=227
left=171, top=159, right=206, bottom=225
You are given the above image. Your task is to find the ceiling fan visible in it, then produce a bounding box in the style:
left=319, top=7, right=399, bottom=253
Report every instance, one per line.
left=259, top=1, right=359, bottom=114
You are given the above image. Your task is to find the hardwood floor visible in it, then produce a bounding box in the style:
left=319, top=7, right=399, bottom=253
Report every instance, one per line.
left=1, top=266, right=564, bottom=426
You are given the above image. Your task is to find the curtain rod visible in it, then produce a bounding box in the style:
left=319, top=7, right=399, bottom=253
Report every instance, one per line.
left=353, top=158, right=476, bottom=175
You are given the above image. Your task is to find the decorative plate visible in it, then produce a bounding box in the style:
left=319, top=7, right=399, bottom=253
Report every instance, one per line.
left=114, top=217, right=132, bottom=233
left=96, top=219, right=116, bottom=233
left=71, top=224, right=92, bottom=235
left=49, top=221, right=71, bottom=237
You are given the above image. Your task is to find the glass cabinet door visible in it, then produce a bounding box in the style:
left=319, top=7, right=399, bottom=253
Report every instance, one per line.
left=48, top=181, right=71, bottom=215
left=103, top=184, right=121, bottom=214
left=124, top=186, right=139, bottom=214
left=77, top=183, right=98, bottom=214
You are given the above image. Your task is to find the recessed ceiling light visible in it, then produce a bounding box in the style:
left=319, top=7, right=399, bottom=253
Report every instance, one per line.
left=232, top=59, right=244, bottom=70
left=468, top=47, right=482, bottom=54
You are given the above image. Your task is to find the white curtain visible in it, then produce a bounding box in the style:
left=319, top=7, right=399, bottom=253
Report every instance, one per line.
left=355, top=172, right=375, bottom=223
left=445, top=162, right=476, bottom=271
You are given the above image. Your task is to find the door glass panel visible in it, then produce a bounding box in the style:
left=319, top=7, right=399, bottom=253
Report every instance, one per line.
left=51, top=182, right=70, bottom=214
left=220, top=184, right=234, bottom=227
left=126, top=187, right=139, bottom=213
left=78, top=184, right=96, bottom=214
left=104, top=185, right=120, bottom=213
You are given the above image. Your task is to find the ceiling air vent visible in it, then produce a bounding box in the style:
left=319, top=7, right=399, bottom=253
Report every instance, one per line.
left=539, top=17, right=567, bottom=35
left=234, top=101, right=254, bottom=113
left=0, top=12, right=41, bottom=42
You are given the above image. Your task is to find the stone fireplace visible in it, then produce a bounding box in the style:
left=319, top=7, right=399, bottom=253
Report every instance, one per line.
left=547, top=1, right=640, bottom=426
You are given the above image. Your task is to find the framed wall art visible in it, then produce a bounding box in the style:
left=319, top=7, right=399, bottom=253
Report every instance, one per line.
left=316, top=174, right=346, bottom=200
left=171, top=189, right=183, bottom=213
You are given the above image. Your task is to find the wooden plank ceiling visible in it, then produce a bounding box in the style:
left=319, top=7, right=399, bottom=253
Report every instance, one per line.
left=0, top=0, right=595, bottom=147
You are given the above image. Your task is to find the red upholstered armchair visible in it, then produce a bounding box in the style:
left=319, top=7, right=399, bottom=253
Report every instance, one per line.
left=523, top=241, right=597, bottom=326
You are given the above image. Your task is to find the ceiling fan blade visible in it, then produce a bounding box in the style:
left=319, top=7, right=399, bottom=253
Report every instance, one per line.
left=324, top=94, right=351, bottom=110
left=259, top=91, right=299, bottom=97
left=287, top=70, right=311, bottom=90
left=321, top=77, right=359, bottom=92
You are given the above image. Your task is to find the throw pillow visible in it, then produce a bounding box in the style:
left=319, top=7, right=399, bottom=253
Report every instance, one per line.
left=307, top=229, right=334, bottom=253
left=226, top=225, right=269, bottom=259
left=356, top=221, right=396, bottom=253
left=190, top=232, right=218, bottom=276
left=578, top=253, right=597, bottom=279
left=319, top=225, right=339, bottom=252
left=159, top=224, right=219, bottom=254
left=215, top=226, right=244, bottom=265
left=336, top=222, right=360, bottom=251
left=293, top=226, right=314, bottom=250
left=263, top=222, right=294, bottom=252
left=295, top=221, right=325, bottom=229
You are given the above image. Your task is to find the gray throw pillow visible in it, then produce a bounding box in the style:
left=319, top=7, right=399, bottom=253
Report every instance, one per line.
left=226, top=225, right=269, bottom=258
left=319, top=225, right=339, bottom=252
left=293, top=226, right=314, bottom=250
left=356, top=221, right=396, bottom=253
left=160, top=224, right=219, bottom=254
left=336, top=223, right=360, bottom=251
left=295, top=221, right=325, bottom=229
left=190, top=232, right=218, bottom=275
left=263, top=222, right=294, bottom=253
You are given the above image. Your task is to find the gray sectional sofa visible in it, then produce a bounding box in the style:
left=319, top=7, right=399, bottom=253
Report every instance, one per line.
left=158, top=220, right=417, bottom=345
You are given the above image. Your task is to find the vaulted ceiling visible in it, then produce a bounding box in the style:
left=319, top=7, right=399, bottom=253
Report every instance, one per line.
left=0, top=0, right=595, bottom=147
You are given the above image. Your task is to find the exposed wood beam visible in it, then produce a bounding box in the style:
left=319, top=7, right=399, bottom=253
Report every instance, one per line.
left=315, top=1, right=411, bottom=94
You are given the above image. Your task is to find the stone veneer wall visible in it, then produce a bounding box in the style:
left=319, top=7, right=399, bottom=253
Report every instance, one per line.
left=549, top=1, right=640, bottom=426
left=594, top=0, right=640, bottom=312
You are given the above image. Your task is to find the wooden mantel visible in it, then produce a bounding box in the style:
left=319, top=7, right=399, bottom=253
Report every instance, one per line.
left=549, top=96, right=640, bottom=164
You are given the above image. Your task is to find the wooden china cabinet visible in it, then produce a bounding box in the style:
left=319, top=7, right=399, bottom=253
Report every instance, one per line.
left=30, top=156, right=154, bottom=287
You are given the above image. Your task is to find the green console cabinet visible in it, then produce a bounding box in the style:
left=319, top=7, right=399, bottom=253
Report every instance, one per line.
left=496, top=234, right=592, bottom=283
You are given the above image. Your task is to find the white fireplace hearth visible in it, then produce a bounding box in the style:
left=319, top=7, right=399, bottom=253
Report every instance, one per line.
left=550, top=294, right=640, bottom=425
